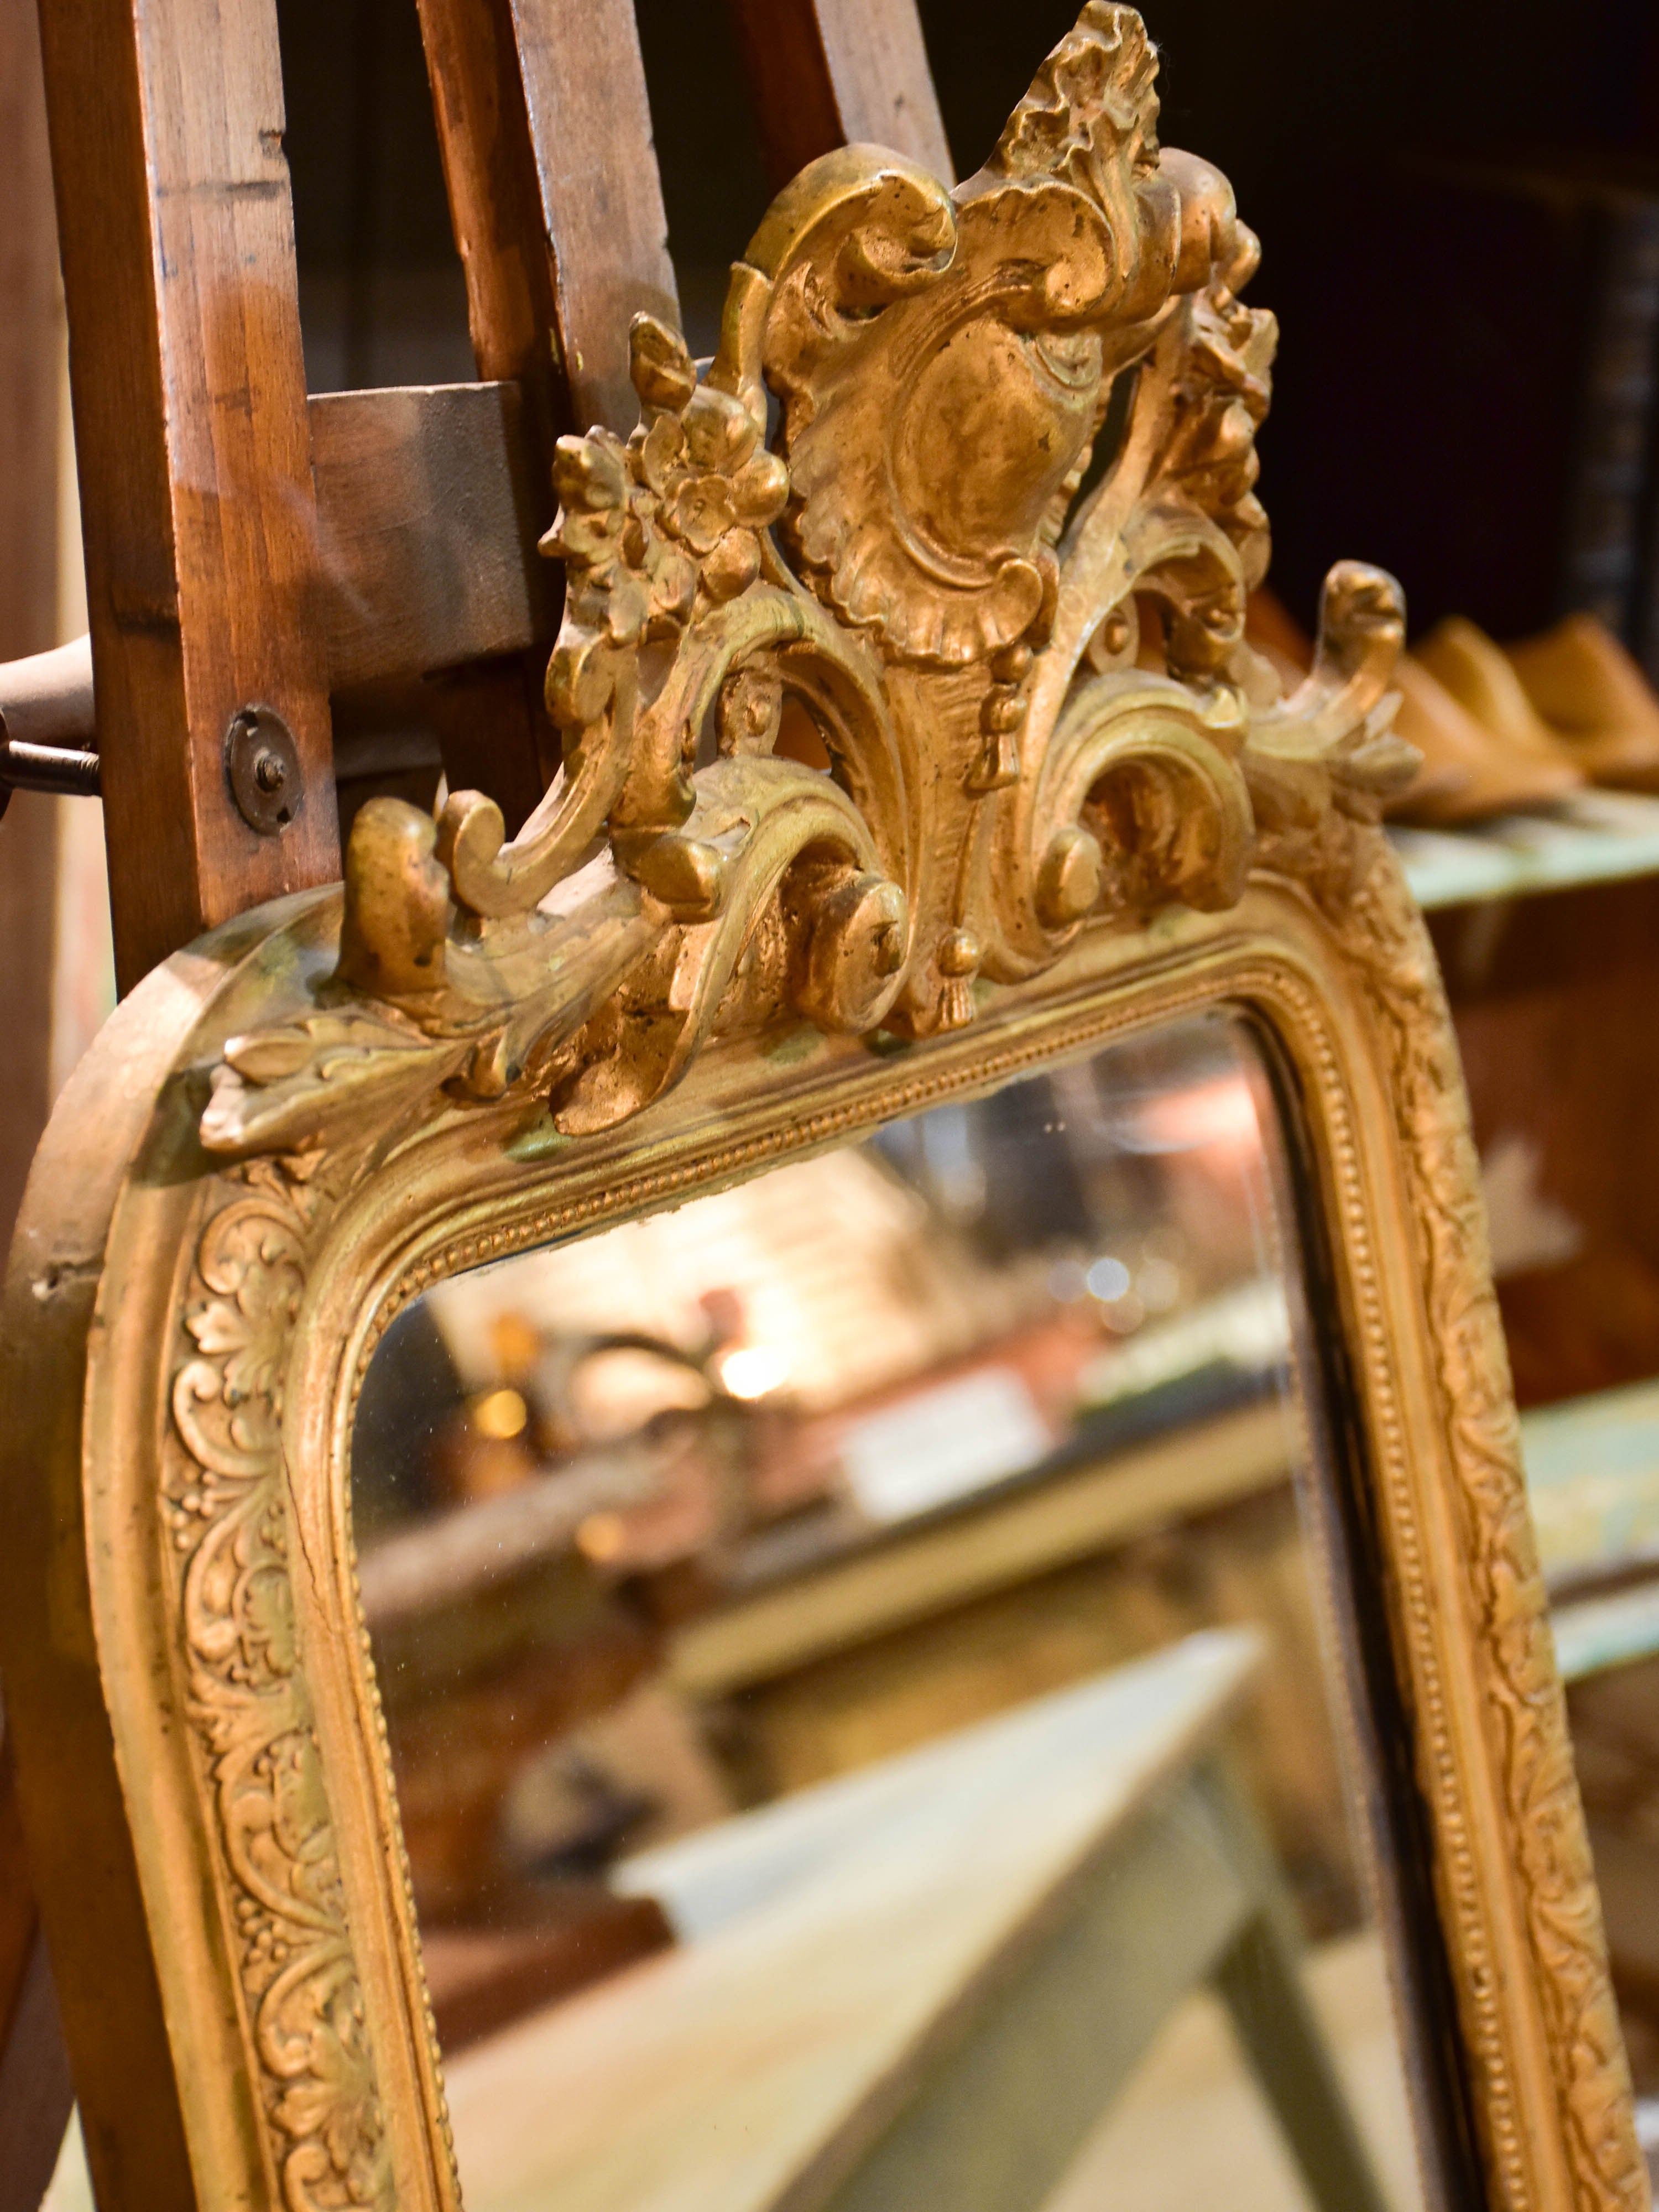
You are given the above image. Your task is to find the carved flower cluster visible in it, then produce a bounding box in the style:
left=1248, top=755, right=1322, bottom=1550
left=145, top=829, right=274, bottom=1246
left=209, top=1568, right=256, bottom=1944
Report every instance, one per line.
left=545, top=317, right=788, bottom=728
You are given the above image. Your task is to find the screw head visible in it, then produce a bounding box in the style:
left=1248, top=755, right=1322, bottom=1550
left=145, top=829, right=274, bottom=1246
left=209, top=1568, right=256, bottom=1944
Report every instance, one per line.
left=226, top=706, right=302, bottom=835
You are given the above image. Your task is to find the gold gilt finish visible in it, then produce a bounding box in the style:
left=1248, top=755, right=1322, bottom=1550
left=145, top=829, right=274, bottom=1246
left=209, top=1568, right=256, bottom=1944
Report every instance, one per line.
left=0, top=8, right=1645, bottom=2212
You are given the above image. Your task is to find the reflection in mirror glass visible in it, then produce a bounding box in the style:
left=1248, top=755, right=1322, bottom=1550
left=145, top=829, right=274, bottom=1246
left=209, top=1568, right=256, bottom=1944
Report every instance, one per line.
left=351, top=1015, right=1434, bottom=2212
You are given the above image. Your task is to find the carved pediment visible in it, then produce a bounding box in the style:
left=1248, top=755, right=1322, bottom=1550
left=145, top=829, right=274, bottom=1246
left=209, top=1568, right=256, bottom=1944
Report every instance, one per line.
left=205, top=0, right=1416, bottom=1160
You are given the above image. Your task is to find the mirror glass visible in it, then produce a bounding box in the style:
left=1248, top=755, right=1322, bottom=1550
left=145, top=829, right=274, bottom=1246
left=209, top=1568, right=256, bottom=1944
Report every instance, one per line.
left=352, top=1014, right=1445, bottom=2212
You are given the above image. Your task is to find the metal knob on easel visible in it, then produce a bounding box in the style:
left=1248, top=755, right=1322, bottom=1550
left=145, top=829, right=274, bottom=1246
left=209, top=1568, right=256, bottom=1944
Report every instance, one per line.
left=1, top=637, right=303, bottom=837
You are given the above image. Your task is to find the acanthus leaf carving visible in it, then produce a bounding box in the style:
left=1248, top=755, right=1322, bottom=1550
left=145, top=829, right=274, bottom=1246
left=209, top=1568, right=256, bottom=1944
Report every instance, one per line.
left=166, top=1157, right=395, bottom=2211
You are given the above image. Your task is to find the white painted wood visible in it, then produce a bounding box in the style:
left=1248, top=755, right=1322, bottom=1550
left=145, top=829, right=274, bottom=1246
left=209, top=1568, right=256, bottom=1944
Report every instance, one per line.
left=445, top=1635, right=1271, bottom=2212
left=1392, top=790, right=1659, bottom=912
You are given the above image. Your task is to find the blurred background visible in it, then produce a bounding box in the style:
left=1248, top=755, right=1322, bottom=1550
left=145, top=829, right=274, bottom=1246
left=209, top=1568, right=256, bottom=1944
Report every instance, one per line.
left=276, top=0, right=1659, bottom=648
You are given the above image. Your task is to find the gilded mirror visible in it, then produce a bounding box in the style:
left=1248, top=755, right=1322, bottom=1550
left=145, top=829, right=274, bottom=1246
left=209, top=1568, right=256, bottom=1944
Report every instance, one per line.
left=0, top=7, right=1644, bottom=2210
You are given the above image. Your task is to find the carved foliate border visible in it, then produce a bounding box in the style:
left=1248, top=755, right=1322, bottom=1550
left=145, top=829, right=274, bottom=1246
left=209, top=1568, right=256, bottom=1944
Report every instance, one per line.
left=1310, top=832, right=1644, bottom=2208
left=164, top=1154, right=397, bottom=2212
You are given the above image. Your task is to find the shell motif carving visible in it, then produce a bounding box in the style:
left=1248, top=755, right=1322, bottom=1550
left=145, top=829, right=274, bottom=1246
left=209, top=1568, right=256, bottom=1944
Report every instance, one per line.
left=202, top=0, right=1416, bottom=1160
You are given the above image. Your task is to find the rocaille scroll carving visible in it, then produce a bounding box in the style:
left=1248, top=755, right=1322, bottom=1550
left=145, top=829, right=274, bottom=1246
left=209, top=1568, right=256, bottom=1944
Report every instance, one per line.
left=201, top=0, right=1413, bottom=1161
left=161, top=11, right=1646, bottom=2211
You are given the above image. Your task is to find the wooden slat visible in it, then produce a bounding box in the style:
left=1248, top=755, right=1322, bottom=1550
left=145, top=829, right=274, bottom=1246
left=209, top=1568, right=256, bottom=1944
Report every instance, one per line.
left=310, top=382, right=552, bottom=836
left=38, top=0, right=341, bottom=992
left=310, top=382, right=553, bottom=687
left=301, top=383, right=551, bottom=834
left=416, top=0, right=679, bottom=435
left=0, top=0, right=59, bottom=666
left=0, top=0, right=62, bottom=1243
left=0, top=1933, right=71, bottom=2212
left=0, top=380, right=556, bottom=816
left=725, top=0, right=953, bottom=192
left=412, top=0, right=682, bottom=823
left=0, top=386, right=550, bottom=717
left=0, top=0, right=80, bottom=2189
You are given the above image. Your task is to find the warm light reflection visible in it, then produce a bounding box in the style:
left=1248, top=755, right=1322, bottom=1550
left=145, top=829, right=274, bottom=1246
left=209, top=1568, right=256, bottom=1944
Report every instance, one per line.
left=1138, top=1255, right=1183, bottom=1312
left=574, top=1511, right=629, bottom=1563
left=1129, top=1072, right=1261, bottom=1157
left=716, top=1344, right=789, bottom=1400
left=471, top=1387, right=528, bottom=1440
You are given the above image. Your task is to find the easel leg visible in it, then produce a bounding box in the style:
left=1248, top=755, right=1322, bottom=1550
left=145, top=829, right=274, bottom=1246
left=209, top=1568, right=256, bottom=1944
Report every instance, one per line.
left=0, top=1921, right=73, bottom=2212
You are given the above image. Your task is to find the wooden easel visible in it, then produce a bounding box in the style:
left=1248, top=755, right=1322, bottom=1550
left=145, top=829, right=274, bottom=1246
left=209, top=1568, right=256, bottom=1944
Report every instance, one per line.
left=0, top=3, right=948, bottom=2198
left=4, top=0, right=953, bottom=988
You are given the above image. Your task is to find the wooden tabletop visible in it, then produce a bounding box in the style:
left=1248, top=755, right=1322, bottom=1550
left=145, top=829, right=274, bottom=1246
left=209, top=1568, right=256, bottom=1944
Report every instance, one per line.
left=444, top=1630, right=1262, bottom=2212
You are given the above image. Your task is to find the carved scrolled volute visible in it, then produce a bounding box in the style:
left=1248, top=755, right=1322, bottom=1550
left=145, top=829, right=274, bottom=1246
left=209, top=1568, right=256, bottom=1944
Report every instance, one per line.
left=204, top=0, right=1418, bottom=1156
left=1246, top=562, right=1418, bottom=840
left=1033, top=675, right=1254, bottom=926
